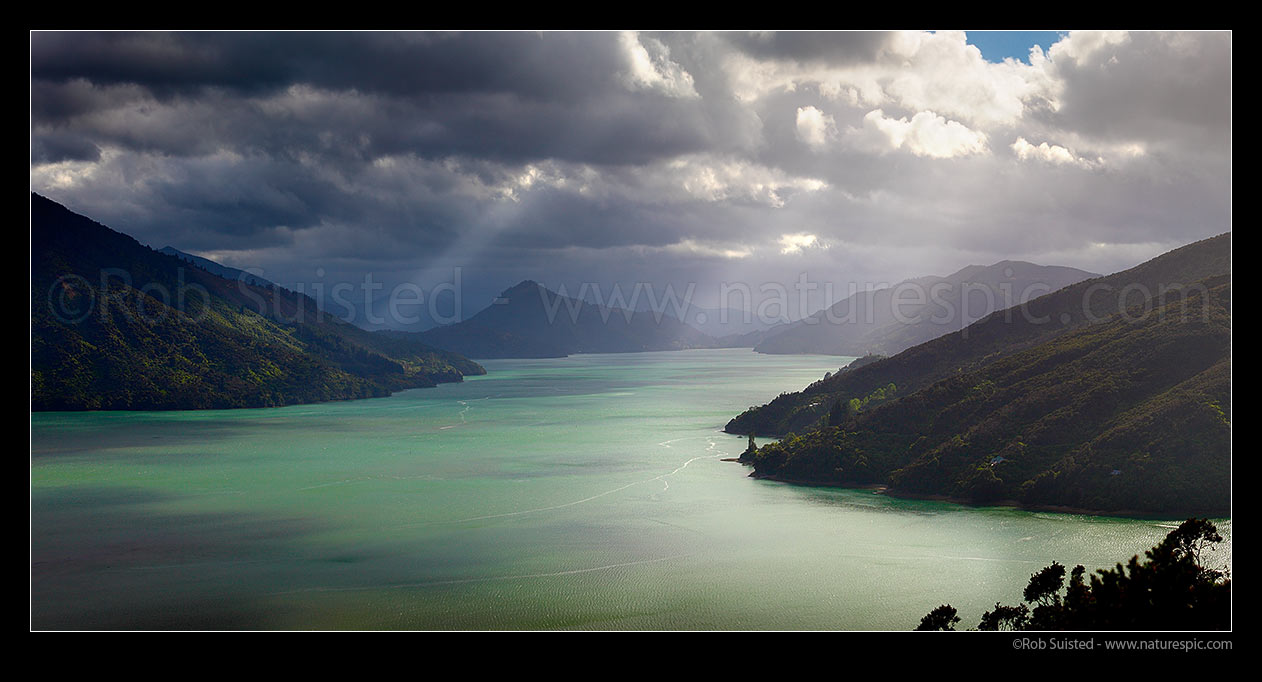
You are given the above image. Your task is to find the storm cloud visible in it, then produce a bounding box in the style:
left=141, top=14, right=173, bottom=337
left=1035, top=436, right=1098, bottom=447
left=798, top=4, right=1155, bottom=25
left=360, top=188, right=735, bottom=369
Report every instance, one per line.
left=30, top=30, right=1231, bottom=323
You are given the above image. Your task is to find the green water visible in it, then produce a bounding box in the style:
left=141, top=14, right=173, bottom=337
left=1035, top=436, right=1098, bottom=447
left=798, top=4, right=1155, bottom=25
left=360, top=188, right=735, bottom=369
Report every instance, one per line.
left=30, top=349, right=1231, bottom=630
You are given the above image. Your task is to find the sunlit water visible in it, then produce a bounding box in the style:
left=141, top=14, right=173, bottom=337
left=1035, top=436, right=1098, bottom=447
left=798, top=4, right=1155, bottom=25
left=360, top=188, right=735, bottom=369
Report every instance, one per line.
left=30, top=349, right=1231, bottom=630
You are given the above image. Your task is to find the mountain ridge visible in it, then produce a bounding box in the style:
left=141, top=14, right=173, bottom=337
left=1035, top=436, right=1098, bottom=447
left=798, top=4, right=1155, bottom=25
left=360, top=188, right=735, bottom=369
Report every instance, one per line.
left=727, top=233, right=1230, bottom=515
left=417, top=278, right=717, bottom=358
left=31, top=193, right=484, bottom=411
left=157, top=245, right=275, bottom=289
left=754, top=260, right=1100, bottom=357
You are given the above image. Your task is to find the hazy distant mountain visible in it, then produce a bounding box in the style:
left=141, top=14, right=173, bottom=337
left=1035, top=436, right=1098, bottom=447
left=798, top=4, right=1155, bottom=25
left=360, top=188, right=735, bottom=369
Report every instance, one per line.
left=575, top=289, right=784, bottom=338
left=419, top=280, right=716, bottom=358
left=677, top=303, right=784, bottom=337
left=728, top=233, right=1230, bottom=515
left=157, top=246, right=275, bottom=289
left=755, top=261, right=1099, bottom=357
left=32, top=194, right=483, bottom=410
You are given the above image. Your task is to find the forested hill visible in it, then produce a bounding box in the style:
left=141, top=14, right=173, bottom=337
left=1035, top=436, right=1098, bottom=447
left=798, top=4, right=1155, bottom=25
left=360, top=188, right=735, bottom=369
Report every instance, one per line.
left=727, top=234, right=1230, bottom=515
left=418, top=279, right=715, bottom=358
left=158, top=245, right=274, bottom=288
left=31, top=194, right=484, bottom=410
left=728, top=233, right=1230, bottom=437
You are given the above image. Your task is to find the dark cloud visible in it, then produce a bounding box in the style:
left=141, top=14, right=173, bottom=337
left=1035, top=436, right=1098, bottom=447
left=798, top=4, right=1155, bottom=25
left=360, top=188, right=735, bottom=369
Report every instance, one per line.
left=147, top=162, right=344, bottom=236
left=32, top=34, right=739, bottom=168
left=31, top=32, right=624, bottom=100
left=31, top=131, right=100, bottom=163
left=29, top=31, right=1232, bottom=327
left=721, top=31, right=893, bottom=64
left=494, top=188, right=755, bottom=251
left=365, top=91, right=722, bottom=166
left=31, top=78, right=143, bottom=122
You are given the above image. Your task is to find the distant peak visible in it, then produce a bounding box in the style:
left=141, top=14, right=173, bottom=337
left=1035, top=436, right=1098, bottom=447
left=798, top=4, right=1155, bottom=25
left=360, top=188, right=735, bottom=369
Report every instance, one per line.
left=500, top=280, right=545, bottom=297
left=942, top=260, right=1095, bottom=281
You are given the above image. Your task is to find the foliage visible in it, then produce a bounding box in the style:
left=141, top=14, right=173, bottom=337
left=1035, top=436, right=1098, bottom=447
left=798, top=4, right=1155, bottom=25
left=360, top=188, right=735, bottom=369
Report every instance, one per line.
left=921, top=518, right=1231, bottom=631
left=916, top=605, right=960, bottom=631
left=726, top=234, right=1231, bottom=514
left=1023, top=562, right=1067, bottom=607
left=978, top=603, right=1030, bottom=631
left=31, top=194, right=484, bottom=411
left=844, top=353, right=887, bottom=371
left=727, top=233, right=1229, bottom=438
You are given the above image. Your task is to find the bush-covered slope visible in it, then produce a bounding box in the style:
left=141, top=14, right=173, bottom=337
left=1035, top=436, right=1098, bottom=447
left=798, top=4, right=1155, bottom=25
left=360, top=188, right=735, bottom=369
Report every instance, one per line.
left=731, top=235, right=1230, bottom=514
left=31, top=194, right=483, bottom=410
left=728, top=233, right=1230, bottom=437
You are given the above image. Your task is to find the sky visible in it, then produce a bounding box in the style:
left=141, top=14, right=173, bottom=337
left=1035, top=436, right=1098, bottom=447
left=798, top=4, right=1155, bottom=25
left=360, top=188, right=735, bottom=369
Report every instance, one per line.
left=30, top=30, right=1231, bottom=326
left=965, top=31, right=1065, bottom=63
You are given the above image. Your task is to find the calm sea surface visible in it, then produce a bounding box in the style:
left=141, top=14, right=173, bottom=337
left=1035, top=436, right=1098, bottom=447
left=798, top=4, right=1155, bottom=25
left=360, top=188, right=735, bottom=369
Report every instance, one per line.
left=30, top=349, right=1231, bottom=629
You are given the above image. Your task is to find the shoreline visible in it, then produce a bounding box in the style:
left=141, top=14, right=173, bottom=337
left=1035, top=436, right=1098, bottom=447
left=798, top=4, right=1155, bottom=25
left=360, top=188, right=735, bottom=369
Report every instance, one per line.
left=29, top=372, right=473, bottom=414
left=739, top=467, right=1230, bottom=520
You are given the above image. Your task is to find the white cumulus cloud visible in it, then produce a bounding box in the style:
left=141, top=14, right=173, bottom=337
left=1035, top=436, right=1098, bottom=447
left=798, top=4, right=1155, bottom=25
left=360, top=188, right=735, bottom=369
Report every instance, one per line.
left=1011, top=137, right=1095, bottom=168
left=618, top=31, right=699, bottom=98
left=657, top=155, right=827, bottom=208
left=778, top=232, right=819, bottom=254
left=795, top=105, right=836, bottom=147
left=1047, top=30, right=1131, bottom=67
left=724, top=30, right=1051, bottom=128
left=860, top=109, right=988, bottom=158
left=663, top=239, right=752, bottom=260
